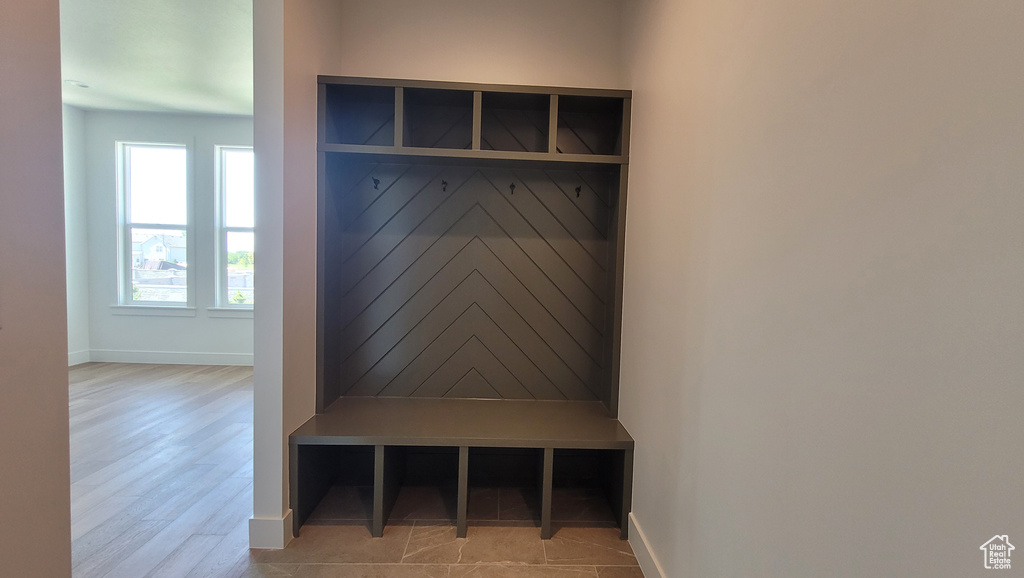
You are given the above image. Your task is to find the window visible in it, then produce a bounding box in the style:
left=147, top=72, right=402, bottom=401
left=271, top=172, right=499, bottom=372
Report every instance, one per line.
left=217, top=146, right=255, bottom=307
left=118, top=143, right=190, bottom=305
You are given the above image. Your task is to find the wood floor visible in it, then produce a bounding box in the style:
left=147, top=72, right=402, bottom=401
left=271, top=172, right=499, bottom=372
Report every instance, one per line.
left=70, top=363, right=256, bottom=577
left=70, top=363, right=643, bottom=578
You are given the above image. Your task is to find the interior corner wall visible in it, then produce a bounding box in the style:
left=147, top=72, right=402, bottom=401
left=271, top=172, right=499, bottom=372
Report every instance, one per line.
left=619, top=0, right=1024, bottom=576
left=82, top=110, right=255, bottom=365
left=0, top=1, right=72, bottom=574
left=64, top=104, right=91, bottom=365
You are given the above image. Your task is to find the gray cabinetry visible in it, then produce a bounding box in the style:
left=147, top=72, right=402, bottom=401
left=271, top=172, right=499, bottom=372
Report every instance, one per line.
left=293, top=76, right=634, bottom=541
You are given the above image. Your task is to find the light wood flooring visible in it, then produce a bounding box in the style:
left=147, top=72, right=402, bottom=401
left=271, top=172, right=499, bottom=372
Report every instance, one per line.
left=70, top=363, right=255, bottom=577
left=70, top=363, right=643, bottom=577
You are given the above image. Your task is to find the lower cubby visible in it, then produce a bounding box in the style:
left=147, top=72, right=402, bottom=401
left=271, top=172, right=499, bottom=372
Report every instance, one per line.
left=290, top=396, right=635, bottom=540
left=292, top=444, right=633, bottom=540
left=466, top=448, right=544, bottom=531
left=291, top=444, right=375, bottom=534
left=551, top=449, right=631, bottom=539
left=379, top=446, right=460, bottom=530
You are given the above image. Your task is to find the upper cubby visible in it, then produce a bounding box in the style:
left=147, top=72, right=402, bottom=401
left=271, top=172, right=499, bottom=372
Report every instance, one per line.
left=318, top=77, right=630, bottom=165
left=403, top=88, right=474, bottom=149
left=556, top=95, right=624, bottom=156
left=323, top=84, right=395, bottom=146
left=480, top=92, right=550, bottom=153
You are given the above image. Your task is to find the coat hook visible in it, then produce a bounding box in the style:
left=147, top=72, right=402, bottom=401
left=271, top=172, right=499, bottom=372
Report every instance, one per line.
left=442, top=180, right=448, bottom=192
left=575, top=185, right=581, bottom=198
left=372, top=177, right=380, bottom=190
left=509, top=183, right=516, bottom=195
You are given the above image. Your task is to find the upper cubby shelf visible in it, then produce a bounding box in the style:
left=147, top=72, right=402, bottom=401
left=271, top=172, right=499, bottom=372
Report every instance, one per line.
left=404, top=87, right=474, bottom=150
left=481, top=91, right=550, bottom=153
left=318, top=76, right=630, bottom=165
left=557, top=95, right=624, bottom=156
left=323, top=84, right=396, bottom=147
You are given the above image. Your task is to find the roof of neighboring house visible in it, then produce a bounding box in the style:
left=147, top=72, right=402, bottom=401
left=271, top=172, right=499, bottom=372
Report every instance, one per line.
left=142, top=260, right=186, bottom=271
left=134, top=232, right=187, bottom=249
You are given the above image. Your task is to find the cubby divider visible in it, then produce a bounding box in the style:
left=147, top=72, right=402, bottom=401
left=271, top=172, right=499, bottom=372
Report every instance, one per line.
left=457, top=447, right=469, bottom=537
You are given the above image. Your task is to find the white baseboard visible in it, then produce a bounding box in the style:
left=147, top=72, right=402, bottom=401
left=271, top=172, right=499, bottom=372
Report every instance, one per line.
left=249, top=510, right=293, bottom=549
left=630, top=512, right=666, bottom=578
left=89, top=349, right=253, bottom=366
left=68, top=350, right=91, bottom=366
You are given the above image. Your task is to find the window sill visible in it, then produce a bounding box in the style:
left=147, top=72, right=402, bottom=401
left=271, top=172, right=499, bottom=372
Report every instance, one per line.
left=207, top=307, right=254, bottom=319
left=110, top=305, right=197, bottom=317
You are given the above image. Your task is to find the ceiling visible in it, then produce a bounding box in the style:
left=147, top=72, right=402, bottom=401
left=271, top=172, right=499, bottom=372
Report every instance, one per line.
left=60, top=0, right=253, bottom=116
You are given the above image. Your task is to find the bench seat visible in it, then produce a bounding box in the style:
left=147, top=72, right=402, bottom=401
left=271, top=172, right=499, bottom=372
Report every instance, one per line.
left=289, top=397, right=634, bottom=540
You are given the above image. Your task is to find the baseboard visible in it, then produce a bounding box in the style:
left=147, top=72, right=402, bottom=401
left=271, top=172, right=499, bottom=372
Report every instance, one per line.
left=249, top=510, right=293, bottom=549
left=89, top=349, right=253, bottom=366
left=630, top=512, right=667, bottom=578
left=68, top=350, right=91, bottom=366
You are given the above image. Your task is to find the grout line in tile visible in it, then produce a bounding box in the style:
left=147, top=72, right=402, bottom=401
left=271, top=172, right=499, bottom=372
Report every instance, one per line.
left=543, top=525, right=549, bottom=565
left=401, top=519, right=416, bottom=562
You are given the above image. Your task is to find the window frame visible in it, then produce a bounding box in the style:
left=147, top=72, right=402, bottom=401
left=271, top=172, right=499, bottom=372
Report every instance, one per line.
left=116, top=141, right=194, bottom=308
left=215, top=145, right=255, bottom=309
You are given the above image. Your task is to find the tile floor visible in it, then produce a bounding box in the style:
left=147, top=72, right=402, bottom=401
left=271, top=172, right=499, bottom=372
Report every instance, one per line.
left=249, top=486, right=643, bottom=577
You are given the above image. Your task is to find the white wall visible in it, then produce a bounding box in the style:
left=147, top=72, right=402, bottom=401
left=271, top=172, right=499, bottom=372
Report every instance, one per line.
left=620, top=0, right=1024, bottom=576
left=250, top=0, right=626, bottom=547
left=82, top=110, right=255, bottom=365
left=64, top=104, right=91, bottom=365
left=0, top=1, right=72, bottom=575
left=250, top=0, right=288, bottom=547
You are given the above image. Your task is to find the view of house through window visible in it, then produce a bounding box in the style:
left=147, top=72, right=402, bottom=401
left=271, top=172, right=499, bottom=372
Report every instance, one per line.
left=121, top=143, right=189, bottom=304
left=219, top=147, right=255, bottom=306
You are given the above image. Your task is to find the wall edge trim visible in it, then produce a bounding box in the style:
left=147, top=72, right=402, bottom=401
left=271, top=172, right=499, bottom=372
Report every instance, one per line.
left=629, top=511, right=666, bottom=578
left=249, top=510, right=293, bottom=549
left=68, top=350, right=91, bottom=366
left=89, top=349, right=253, bottom=366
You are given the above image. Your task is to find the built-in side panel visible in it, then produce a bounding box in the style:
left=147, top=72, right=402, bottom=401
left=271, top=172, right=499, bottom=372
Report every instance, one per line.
left=320, top=155, right=620, bottom=406
left=603, top=164, right=629, bottom=415
left=617, top=448, right=633, bottom=539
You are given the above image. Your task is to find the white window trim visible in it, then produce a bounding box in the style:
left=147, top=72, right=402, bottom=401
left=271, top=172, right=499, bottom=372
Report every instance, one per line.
left=110, top=305, right=197, bottom=317
left=215, top=145, right=255, bottom=309
left=206, top=307, right=255, bottom=319
left=116, top=141, right=194, bottom=308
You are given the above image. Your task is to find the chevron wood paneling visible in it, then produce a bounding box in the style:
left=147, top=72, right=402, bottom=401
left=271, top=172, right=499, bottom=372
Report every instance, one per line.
left=322, top=158, right=619, bottom=404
